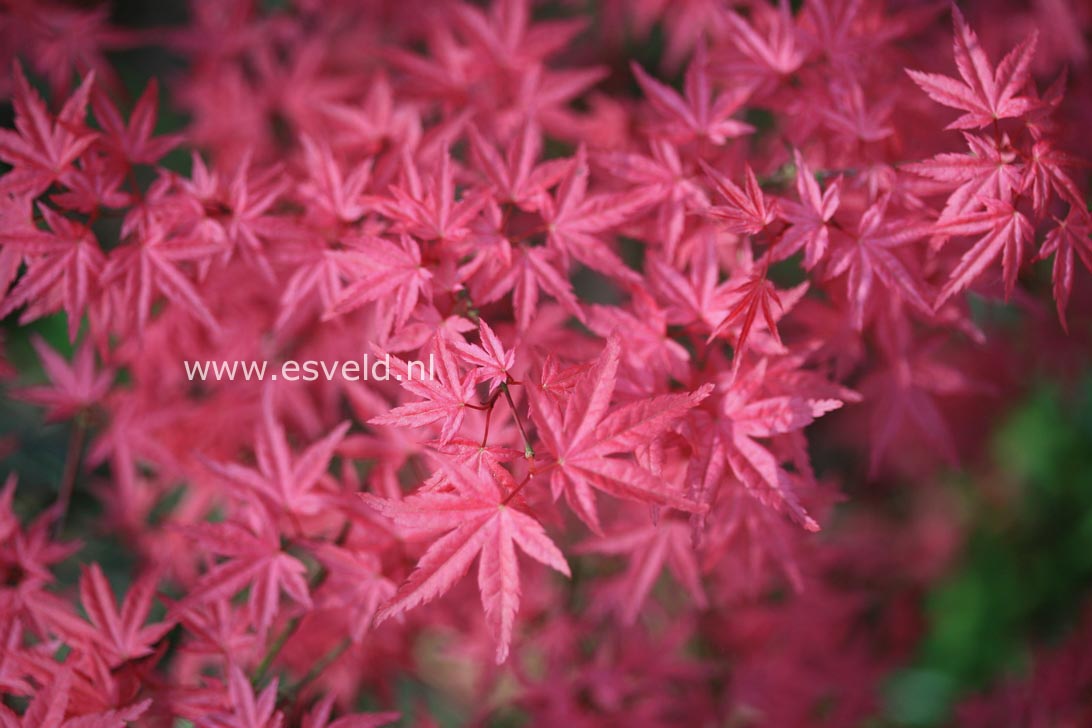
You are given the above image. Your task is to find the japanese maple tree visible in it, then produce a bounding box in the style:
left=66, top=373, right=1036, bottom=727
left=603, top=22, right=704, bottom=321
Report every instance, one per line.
left=0, top=0, right=1090, bottom=726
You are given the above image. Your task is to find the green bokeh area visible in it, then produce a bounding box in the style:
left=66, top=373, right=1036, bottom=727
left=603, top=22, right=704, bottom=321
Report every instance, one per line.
left=882, top=379, right=1092, bottom=726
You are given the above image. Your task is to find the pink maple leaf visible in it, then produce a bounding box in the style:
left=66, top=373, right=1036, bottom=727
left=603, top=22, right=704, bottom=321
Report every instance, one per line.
left=539, top=145, right=653, bottom=284
left=594, top=138, right=707, bottom=259
left=204, top=398, right=350, bottom=519
left=0, top=669, right=149, bottom=728
left=364, top=456, right=570, bottom=663
left=379, top=147, right=484, bottom=244
left=775, top=150, right=840, bottom=269
left=0, top=205, right=104, bottom=341
left=14, top=335, right=112, bottom=421
left=197, top=664, right=283, bottom=728
left=450, top=318, right=515, bottom=393
left=174, top=516, right=312, bottom=634
left=302, top=694, right=399, bottom=728
left=0, top=64, right=97, bottom=197
left=296, top=135, right=373, bottom=225
left=528, top=336, right=711, bottom=533
left=100, top=218, right=221, bottom=336
left=631, top=42, right=754, bottom=145
left=934, top=197, right=1034, bottom=306
left=369, top=336, right=477, bottom=445
left=468, top=123, right=569, bottom=209
left=576, top=516, right=706, bottom=625
left=328, top=234, right=432, bottom=328
left=1038, top=209, right=1092, bottom=332
left=824, top=196, right=933, bottom=329
left=907, top=132, right=1022, bottom=224
left=709, top=266, right=785, bottom=362
left=719, top=1, right=807, bottom=79
left=906, top=6, right=1038, bottom=129
left=90, top=79, right=182, bottom=165
left=700, top=162, right=777, bottom=236
left=76, top=563, right=172, bottom=668
left=697, top=359, right=849, bottom=532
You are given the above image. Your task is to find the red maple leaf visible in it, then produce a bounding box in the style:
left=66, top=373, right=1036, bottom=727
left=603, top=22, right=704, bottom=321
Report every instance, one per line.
left=328, top=234, right=432, bottom=329
left=528, top=336, right=711, bottom=533
left=594, top=138, right=707, bottom=259
left=907, top=132, right=1022, bottom=224
left=695, top=359, right=850, bottom=532
left=575, top=516, right=706, bottom=625
left=0, top=64, right=97, bottom=197
left=302, top=694, right=399, bottom=728
left=450, top=317, right=515, bottom=392
left=369, top=336, right=477, bottom=445
left=934, top=197, right=1034, bottom=306
left=700, top=162, right=776, bottom=235
left=174, top=515, right=312, bottom=634
left=631, top=42, right=754, bottom=145
left=720, top=1, right=807, bottom=78
left=296, top=135, right=373, bottom=224
left=468, top=123, right=570, bottom=209
left=100, top=217, right=221, bottom=336
left=471, top=243, right=584, bottom=331
left=200, top=664, right=284, bottom=728
left=363, top=456, right=570, bottom=663
left=540, top=145, right=654, bottom=283
left=204, top=398, right=349, bottom=519
left=90, top=79, right=182, bottom=166
left=0, top=205, right=105, bottom=340
left=824, top=195, right=933, bottom=329
left=709, top=266, right=784, bottom=360
left=14, top=335, right=112, bottom=421
left=0, top=669, right=149, bottom=728
left=378, top=146, right=484, bottom=244
left=77, top=563, right=171, bottom=668
left=1038, top=209, right=1092, bottom=331
left=906, top=6, right=1038, bottom=129
left=775, top=150, right=840, bottom=269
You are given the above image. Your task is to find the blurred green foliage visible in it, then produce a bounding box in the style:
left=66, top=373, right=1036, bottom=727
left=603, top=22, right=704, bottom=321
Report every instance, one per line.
left=883, top=378, right=1092, bottom=726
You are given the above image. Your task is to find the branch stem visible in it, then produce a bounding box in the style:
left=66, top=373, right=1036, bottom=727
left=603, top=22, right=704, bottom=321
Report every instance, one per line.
left=54, top=413, right=89, bottom=536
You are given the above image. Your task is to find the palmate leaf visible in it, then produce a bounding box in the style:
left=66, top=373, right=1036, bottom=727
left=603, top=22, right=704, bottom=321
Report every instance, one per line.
left=468, top=122, right=570, bottom=208
left=0, top=668, right=149, bottom=728
left=575, top=518, right=706, bottom=625
left=0, top=64, right=97, bottom=197
left=906, top=6, right=1038, bottom=130
left=204, top=392, right=350, bottom=519
left=630, top=42, right=754, bottom=145
left=327, top=234, right=433, bottom=327
left=708, top=268, right=784, bottom=360
left=100, top=222, right=221, bottom=337
left=540, top=145, right=655, bottom=284
left=0, top=206, right=105, bottom=341
left=77, top=564, right=172, bottom=668
left=700, top=161, right=776, bottom=235
left=703, top=359, right=852, bottom=532
left=529, top=336, right=712, bottom=533
left=450, top=317, right=515, bottom=391
left=775, top=150, right=840, bottom=269
left=173, top=518, right=312, bottom=634
left=824, top=196, right=933, bottom=329
left=934, top=198, right=1034, bottom=306
left=906, top=133, right=1022, bottom=224
left=369, top=335, right=477, bottom=445
left=363, top=457, right=569, bottom=663
left=1039, top=209, right=1092, bottom=332
left=14, top=335, right=113, bottom=421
